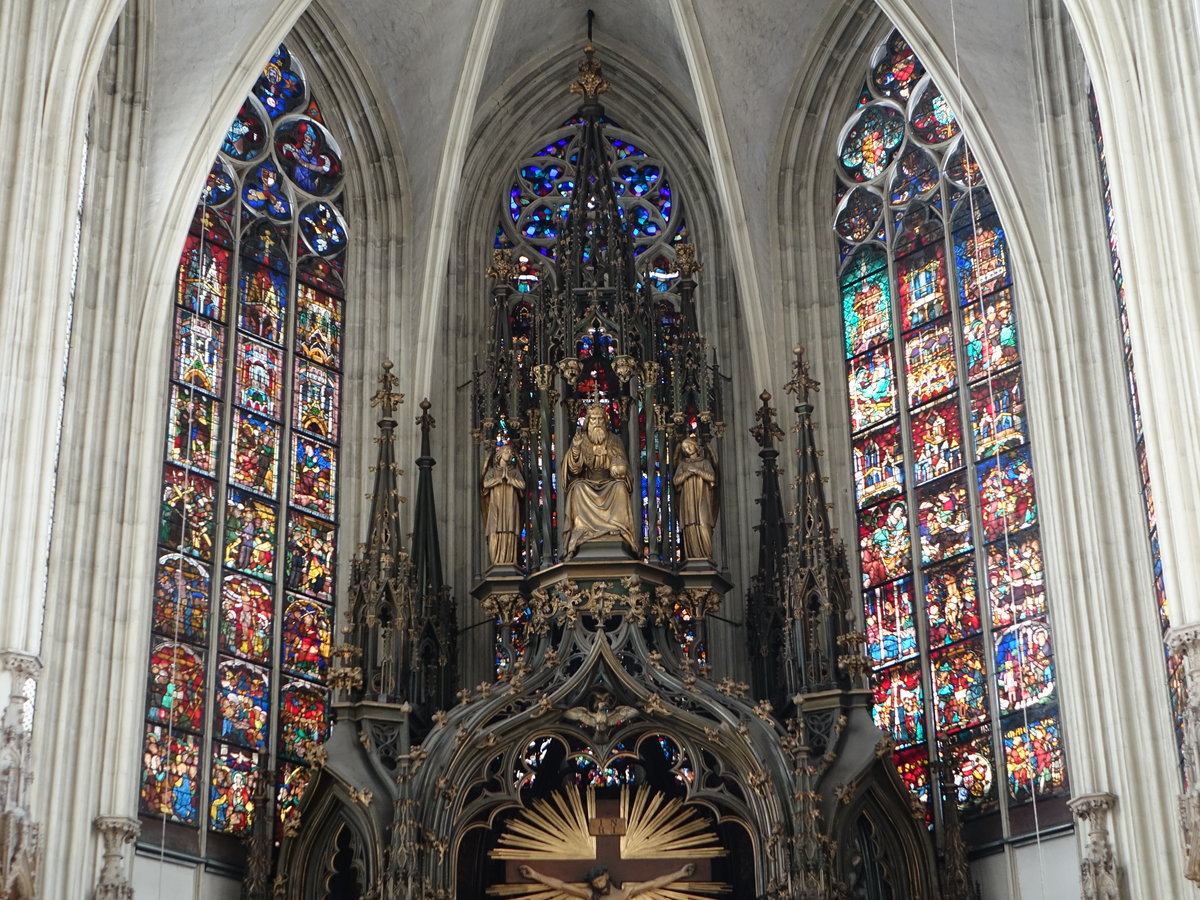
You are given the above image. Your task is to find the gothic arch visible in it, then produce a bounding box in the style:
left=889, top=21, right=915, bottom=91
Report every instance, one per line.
left=443, top=42, right=761, bottom=685
left=406, top=614, right=790, bottom=896
left=31, top=5, right=412, bottom=891
left=281, top=782, right=382, bottom=899
left=767, top=1, right=1193, bottom=892
left=829, top=772, right=940, bottom=897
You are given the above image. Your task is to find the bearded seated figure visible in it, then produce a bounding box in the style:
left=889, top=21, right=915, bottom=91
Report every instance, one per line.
left=563, top=404, right=638, bottom=558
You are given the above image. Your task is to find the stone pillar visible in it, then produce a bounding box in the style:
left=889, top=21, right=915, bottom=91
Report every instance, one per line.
left=1068, top=793, right=1121, bottom=899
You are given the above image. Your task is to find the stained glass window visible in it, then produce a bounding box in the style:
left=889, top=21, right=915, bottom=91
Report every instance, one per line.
left=1088, top=87, right=1185, bottom=772
left=142, top=43, right=342, bottom=842
left=835, top=30, right=1068, bottom=839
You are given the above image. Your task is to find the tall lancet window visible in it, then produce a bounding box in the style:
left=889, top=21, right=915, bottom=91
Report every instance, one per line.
left=141, top=43, right=345, bottom=845
left=834, top=31, right=1068, bottom=839
left=1088, top=86, right=1185, bottom=769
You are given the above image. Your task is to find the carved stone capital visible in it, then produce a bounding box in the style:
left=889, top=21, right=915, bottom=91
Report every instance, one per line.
left=1068, top=793, right=1120, bottom=899
left=93, top=815, right=140, bottom=900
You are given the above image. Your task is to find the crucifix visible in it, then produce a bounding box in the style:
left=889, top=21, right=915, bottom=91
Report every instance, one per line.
left=490, top=787, right=726, bottom=899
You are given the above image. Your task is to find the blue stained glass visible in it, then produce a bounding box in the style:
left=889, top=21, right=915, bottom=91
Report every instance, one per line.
left=298, top=202, right=347, bottom=258
left=656, top=183, right=672, bottom=221
left=523, top=204, right=557, bottom=240
left=203, top=160, right=236, bottom=207
left=535, top=138, right=571, bottom=158
left=617, top=163, right=660, bottom=196
left=509, top=185, right=526, bottom=222
left=253, top=45, right=305, bottom=119
left=610, top=139, right=644, bottom=159
left=628, top=206, right=660, bottom=238
left=520, top=163, right=564, bottom=197
left=243, top=162, right=292, bottom=222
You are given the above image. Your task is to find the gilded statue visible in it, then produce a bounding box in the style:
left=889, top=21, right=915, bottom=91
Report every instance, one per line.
left=517, top=863, right=696, bottom=900
left=672, top=435, right=718, bottom=561
left=481, top=443, right=526, bottom=567
left=563, top=404, right=637, bottom=557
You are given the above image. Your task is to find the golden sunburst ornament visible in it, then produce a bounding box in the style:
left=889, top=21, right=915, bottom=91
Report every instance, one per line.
left=487, top=785, right=728, bottom=899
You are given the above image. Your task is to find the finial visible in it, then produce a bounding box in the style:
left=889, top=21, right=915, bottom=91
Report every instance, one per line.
left=750, top=390, right=785, bottom=450
left=416, top=398, right=436, bottom=433
left=371, top=360, right=405, bottom=418
left=569, top=29, right=609, bottom=102
left=784, top=346, right=820, bottom=404
left=674, top=228, right=703, bottom=278
left=485, top=248, right=518, bottom=283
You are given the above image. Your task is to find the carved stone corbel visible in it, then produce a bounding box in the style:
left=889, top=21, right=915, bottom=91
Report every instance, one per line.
left=1168, top=623, right=1200, bottom=882
left=92, top=816, right=140, bottom=899
left=1067, top=792, right=1120, bottom=899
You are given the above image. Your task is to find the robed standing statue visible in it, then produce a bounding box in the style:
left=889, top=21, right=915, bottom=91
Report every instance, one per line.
left=672, top=434, right=718, bottom=561
left=481, top=443, right=526, bottom=567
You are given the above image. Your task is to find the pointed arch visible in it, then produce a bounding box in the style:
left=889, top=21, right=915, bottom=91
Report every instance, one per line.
left=442, top=41, right=760, bottom=686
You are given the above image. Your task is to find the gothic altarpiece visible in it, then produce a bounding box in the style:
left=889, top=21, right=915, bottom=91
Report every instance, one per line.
left=265, top=41, right=964, bottom=900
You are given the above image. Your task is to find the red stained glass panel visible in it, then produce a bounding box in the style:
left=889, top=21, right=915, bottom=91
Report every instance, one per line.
left=852, top=424, right=904, bottom=508
left=220, top=575, right=273, bottom=663
left=978, top=449, right=1037, bottom=542
left=911, top=397, right=962, bottom=484
left=282, top=597, right=331, bottom=680
left=147, top=642, right=206, bottom=732
left=904, top=318, right=957, bottom=407
left=873, top=660, right=925, bottom=747
left=858, top=500, right=911, bottom=588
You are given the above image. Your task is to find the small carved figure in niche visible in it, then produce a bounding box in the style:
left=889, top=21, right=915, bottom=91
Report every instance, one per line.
left=517, top=863, right=696, bottom=899
left=672, top=434, right=718, bottom=561
left=481, top=443, right=526, bottom=567
left=563, top=404, right=637, bottom=557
